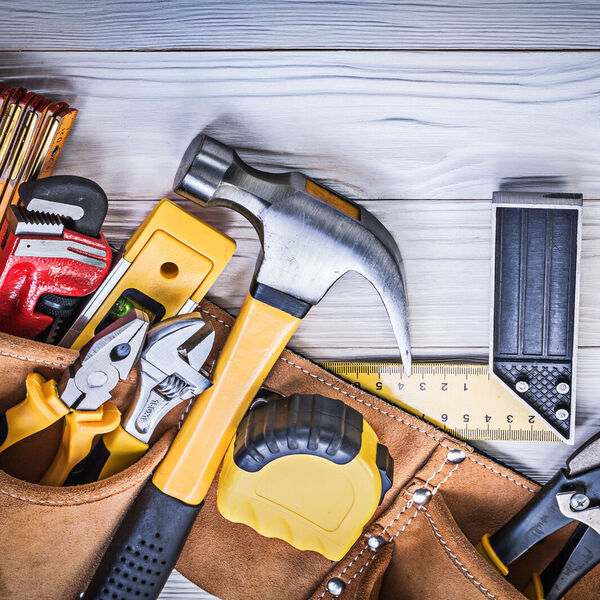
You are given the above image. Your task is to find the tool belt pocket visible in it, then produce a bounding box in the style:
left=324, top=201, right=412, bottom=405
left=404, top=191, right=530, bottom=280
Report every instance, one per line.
left=307, top=442, right=524, bottom=600
left=1, top=308, right=598, bottom=600
left=0, top=333, right=176, bottom=600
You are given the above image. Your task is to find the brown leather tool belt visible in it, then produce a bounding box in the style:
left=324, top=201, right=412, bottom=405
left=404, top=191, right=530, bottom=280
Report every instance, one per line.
left=0, top=300, right=594, bottom=600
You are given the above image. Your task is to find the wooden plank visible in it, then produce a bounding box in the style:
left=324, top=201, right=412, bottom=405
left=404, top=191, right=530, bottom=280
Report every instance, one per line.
left=161, top=571, right=216, bottom=600
left=1, top=51, right=599, bottom=201
left=104, top=198, right=600, bottom=357
left=1, top=1, right=600, bottom=50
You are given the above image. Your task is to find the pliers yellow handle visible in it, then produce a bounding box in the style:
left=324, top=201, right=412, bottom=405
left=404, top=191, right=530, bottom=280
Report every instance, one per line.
left=40, top=401, right=121, bottom=486
left=0, top=311, right=150, bottom=487
left=0, top=373, right=68, bottom=453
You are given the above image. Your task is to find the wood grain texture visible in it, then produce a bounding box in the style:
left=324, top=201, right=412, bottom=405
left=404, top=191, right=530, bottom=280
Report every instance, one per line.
left=160, top=572, right=216, bottom=600
left=2, top=14, right=600, bottom=597
left=2, top=51, right=600, bottom=201
left=1, top=0, right=600, bottom=50
left=103, top=197, right=600, bottom=358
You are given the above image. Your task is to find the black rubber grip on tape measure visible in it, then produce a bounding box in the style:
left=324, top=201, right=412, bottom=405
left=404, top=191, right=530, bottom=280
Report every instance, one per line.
left=234, top=393, right=364, bottom=472
left=82, top=480, right=201, bottom=600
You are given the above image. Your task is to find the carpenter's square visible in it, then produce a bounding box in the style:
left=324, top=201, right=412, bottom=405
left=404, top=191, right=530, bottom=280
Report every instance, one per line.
left=491, top=192, right=582, bottom=443
left=59, top=199, right=235, bottom=350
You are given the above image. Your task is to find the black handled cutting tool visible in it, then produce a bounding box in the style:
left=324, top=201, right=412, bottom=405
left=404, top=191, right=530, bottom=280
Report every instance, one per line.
left=477, top=431, right=600, bottom=599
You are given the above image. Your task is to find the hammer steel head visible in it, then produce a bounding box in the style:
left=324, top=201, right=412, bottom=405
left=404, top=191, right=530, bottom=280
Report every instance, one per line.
left=174, top=135, right=411, bottom=374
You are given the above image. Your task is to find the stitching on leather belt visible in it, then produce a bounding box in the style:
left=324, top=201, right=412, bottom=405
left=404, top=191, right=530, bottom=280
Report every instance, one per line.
left=279, top=356, right=536, bottom=495
left=0, top=469, right=151, bottom=506
left=318, top=452, right=460, bottom=598
left=0, top=350, right=69, bottom=369
left=200, top=308, right=232, bottom=329
left=423, top=509, right=498, bottom=600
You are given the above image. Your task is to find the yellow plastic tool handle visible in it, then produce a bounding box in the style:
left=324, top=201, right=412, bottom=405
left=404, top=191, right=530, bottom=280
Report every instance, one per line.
left=475, top=534, right=510, bottom=576
left=153, top=293, right=301, bottom=505
left=96, top=425, right=149, bottom=481
left=39, top=402, right=121, bottom=486
left=523, top=573, right=545, bottom=600
left=0, top=373, right=68, bottom=453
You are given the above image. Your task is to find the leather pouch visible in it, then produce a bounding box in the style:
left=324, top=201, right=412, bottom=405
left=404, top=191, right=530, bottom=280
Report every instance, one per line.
left=0, top=300, right=597, bottom=600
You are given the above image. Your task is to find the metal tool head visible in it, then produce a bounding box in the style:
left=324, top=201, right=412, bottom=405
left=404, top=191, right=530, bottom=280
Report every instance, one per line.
left=58, top=310, right=150, bottom=410
left=122, top=313, right=215, bottom=443
left=566, top=432, right=600, bottom=477
left=174, top=135, right=411, bottom=374
left=18, top=175, right=108, bottom=238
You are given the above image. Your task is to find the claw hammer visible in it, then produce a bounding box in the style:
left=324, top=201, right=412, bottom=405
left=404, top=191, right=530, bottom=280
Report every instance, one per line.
left=83, top=136, right=411, bottom=599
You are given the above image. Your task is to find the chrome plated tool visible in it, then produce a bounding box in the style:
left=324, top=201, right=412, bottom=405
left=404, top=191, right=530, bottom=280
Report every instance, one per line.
left=65, top=313, right=214, bottom=485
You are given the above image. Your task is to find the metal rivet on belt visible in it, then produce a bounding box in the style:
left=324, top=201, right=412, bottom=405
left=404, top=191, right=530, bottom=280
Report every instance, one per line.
left=412, top=487, right=432, bottom=506
left=327, top=577, right=346, bottom=596
left=446, top=449, right=466, bottom=464
left=367, top=535, right=386, bottom=551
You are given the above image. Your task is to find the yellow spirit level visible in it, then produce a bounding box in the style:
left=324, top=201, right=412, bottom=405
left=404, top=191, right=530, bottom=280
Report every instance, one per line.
left=217, top=394, right=393, bottom=561
left=60, top=199, right=235, bottom=349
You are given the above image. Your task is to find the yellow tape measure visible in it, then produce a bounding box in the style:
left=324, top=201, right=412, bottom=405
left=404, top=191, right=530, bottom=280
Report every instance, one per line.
left=320, top=362, right=560, bottom=442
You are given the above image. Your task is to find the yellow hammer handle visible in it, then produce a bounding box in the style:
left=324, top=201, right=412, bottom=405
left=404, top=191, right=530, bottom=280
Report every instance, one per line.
left=153, top=293, right=301, bottom=505
left=0, top=373, right=68, bottom=453
left=39, top=402, right=121, bottom=486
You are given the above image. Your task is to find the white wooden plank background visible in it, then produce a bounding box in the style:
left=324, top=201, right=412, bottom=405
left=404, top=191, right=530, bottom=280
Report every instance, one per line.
left=1, top=0, right=600, bottom=50
left=2, top=2, right=600, bottom=598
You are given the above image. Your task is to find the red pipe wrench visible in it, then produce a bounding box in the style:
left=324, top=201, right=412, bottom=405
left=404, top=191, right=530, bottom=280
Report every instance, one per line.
left=0, top=176, right=111, bottom=340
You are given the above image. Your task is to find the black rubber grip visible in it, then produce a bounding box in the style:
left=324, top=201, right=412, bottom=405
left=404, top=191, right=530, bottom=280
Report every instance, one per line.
left=0, top=412, right=8, bottom=447
left=82, top=480, right=201, bottom=600
left=35, top=292, right=82, bottom=318
left=233, top=394, right=363, bottom=473
left=19, top=175, right=108, bottom=238
left=63, top=438, right=110, bottom=486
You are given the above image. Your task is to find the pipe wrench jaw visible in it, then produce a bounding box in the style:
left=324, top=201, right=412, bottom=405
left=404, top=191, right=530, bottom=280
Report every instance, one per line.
left=58, top=310, right=150, bottom=411
left=0, top=177, right=112, bottom=340
left=18, top=175, right=108, bottom=238
left=122, top=314, right=215, bottom=444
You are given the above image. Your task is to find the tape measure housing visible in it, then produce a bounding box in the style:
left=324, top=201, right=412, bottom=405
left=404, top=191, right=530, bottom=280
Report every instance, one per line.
left=217, top=394, right=393, bottom=561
